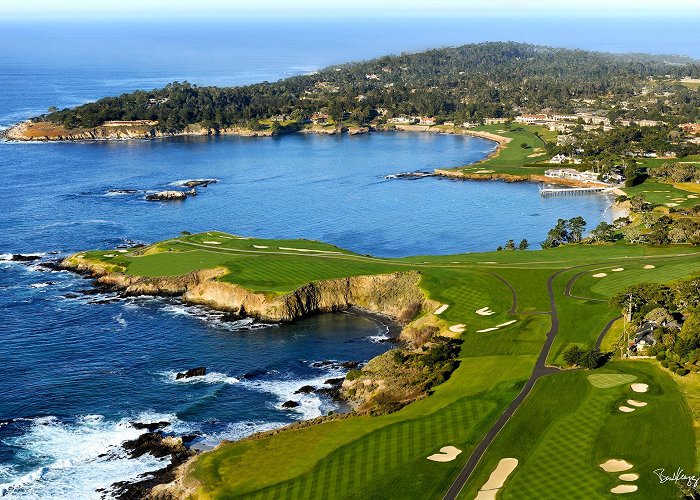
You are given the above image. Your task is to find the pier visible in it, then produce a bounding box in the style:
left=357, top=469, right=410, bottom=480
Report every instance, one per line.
left=539, top=185, right=613, bottom=197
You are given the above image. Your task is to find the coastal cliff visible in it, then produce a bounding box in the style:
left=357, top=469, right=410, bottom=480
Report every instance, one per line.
left=435, top=168, right=610, bottom=188
left=61, top=255, right=436, bottom=325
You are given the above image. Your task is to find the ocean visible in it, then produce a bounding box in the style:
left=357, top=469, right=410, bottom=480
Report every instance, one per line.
left=0, top=15, right=691, bottom=498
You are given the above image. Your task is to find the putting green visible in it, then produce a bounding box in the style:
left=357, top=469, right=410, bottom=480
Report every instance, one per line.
left=587, top=373, right=637, bottom=389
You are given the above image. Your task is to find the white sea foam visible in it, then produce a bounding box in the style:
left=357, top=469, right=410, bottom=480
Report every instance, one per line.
left=158, top=302, right=272, bottom=331
left=161, top=370, right=240, bottom=385
left=200, top=420, right=285, bottom=448
left=368, top=334, right=390, bottom=343
left=239, top=368, right=344, bottom=420
left=113, top=314, right=127, bottom=328
left=0, top=414, right=167, bottom=499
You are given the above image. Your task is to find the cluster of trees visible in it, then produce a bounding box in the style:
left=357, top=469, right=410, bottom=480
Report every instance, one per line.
left=39, top=42, right=700, bottom=133
left=622, top=213, right=700, bottom=245
left=650, top=163, right=700, bottom=183
left=496, top=239, right=529, bottom=251
left=611, top=278, right=700, bottom=374
left=541, top=217, right=586, bottom=248
left=562, top=345, right=609, bottom=369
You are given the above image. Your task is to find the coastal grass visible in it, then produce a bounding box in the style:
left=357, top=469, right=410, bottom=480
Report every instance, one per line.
left=461, top=361, right=695, bottom=499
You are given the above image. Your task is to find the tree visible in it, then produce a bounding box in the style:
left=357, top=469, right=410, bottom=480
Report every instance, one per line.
left=518, top=239, right=529, bottom=250
left=505, top=239, right=516, bottom=250
left=520, top=142, right=529, bottom=149
left=590, top=222, right=615, bottom=242
left=563, top=345, right=584, bottom=366
left=567, top=216, right=587, bottom=242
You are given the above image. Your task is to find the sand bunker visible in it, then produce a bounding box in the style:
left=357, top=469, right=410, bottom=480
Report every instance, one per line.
left=631, top=383, right=649, bottom=393
left=476, top=307, right=496, bottom=316
left=643, top=265, right=655, bottom=269
left=434, top=304, right=449, bottom=315
left=592, top=273, right=608, bottom=278
left=427, top=446, right=462, bottom=462
left=665, top=203, right=679, bottom=207
left=619, top=473, right=639, bottom=481
left=449, top=324, right=465, bottom=333
left=278, top=247, right=340, bottom=254
left=103, top=254, right=115, bottom=258
left=689, top=195, right=699, bottom=199
left=611, top=268, right=624, bottom=272
left=619, top=406, right=635, bottom=413
left=202, top=241, right=221, bottom=245
left=496, top=320, right=517, bottom=328
left=116, top=249, right=128, bottom=253
left=474, top=169, right=495, bottom=174
left=611, top=485, right=638, bottom=494
left=475, top=458, right=519, bottom=499
left=477, top=327, right=499, bottom=333
left=627, top=399, right=647, bottom=407
left=600, top=459, right=634, bottom=473
left=252, top=245, right=268, bottom=249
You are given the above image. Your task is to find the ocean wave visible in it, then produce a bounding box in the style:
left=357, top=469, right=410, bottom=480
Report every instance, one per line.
left=161, top=370, right=240, bottom=385
left=0, top=414, right=167, bottom=499
left=158, top=303, right=273, bottom=332
left=239, top=370, right=344, bottom=420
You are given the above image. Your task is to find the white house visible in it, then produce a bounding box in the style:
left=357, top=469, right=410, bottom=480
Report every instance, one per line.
left=545, top=168, right=600, bottom=183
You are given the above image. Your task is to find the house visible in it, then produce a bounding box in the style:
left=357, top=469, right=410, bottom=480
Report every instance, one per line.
left=311, top=112, right=329, bottom=125
left=419, top=117, right=436, bottom=126
left=515, top=113, right=550, bottom=124
left=388, top=116, right=413, bottom=124
left=484, top=118, right=509, bottom=125
left=544, top=168, right=600, bottom=183
left=365, top=73, right=380, bottom=80
left=461, top=122, right=478, bottom=128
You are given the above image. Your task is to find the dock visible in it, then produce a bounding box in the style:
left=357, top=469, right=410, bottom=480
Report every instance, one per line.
left=539, top=186, right=613, bottom=197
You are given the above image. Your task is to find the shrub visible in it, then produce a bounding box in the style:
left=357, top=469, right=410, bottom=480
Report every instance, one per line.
left=675, top=368, right=690, bottom=376
left=656, top=351, right=667, bottom=361
left=345, top=369, right=363, bottom=381
left=661, top=360, right=669, bottom=368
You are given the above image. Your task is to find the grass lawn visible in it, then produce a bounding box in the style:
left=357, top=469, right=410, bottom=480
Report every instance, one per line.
left=461, top=361, right=695, bottom=499
left=622, top=179, right=697, bottom=208
left=73, top=234, right=700, bottom=499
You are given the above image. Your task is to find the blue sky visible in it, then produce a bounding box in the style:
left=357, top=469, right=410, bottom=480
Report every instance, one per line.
left=3, top=0, right=699, bottom=19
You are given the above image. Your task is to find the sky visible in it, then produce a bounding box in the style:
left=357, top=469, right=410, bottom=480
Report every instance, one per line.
left=2, top=0, right=699, bottom=19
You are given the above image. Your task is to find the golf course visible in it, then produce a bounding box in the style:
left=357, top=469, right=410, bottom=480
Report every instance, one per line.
left=64, top=231, right=700, bottom=499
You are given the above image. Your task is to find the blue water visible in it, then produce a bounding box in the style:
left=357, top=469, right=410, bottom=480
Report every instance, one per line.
left=0, top=16, right=662, bottom=498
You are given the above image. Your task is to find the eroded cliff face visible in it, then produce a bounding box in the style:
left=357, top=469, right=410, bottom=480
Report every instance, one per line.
left=61, top=256, right=435, bottom=324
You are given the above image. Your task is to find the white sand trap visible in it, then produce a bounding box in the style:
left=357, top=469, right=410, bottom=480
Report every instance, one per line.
left=116, top=249, right=128, bottom=253
left=434, top=304, right=449, bottom=315
left=252, top=245, right=268, bottom=249
left=475, top=458, right=519, bottom=499
left=600, top=459, right=634, bottom=473
left=631, top=383, right=649, bottom=393
left=592, top=273, right=608, bottom=278
left=427, top=446, right=462, bottom=462
left=619, top=473, right=639, bottom=481
left=103, top=254, right=115, bottom=258
left=611, top=485, right=638, bottom=494
left=449, top=324, right=465, bottom=333
left=619, top=406, right=635, bottom=413
left=476, top=307, right=496, bottom=316
left=627, top=399, right=647, bottom=407
left=643, top=265, right=655, bottom=269
left=202, top=241, right=221, bottom=245
left=496, top=320, right=517, bottom=328
left=612, top=268, right=624, bottom=272
left=689, top=195, right=699, bottom=199
left=665, top=203, right=679, bottom=207
left=477, top=327, right=499, bottom=333
left=474, top=169, right=495, bottom=174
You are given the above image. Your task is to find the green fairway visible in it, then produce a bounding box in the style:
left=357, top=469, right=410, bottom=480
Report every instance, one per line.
left=462, top=362, right=695, bottom=500
left=70, top=233, right=700, bottom=499
left=622, top=179, right=697, bottom=208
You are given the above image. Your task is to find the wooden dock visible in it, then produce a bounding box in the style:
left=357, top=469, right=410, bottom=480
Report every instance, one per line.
left=539, top=186, right=613, bottom=197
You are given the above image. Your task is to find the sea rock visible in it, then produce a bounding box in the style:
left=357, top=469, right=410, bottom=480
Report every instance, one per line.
left=294, top=385, right=316, bottom=394
left=145, top=190, right=188, bottom=201
left=282, top=400, right=300, bottom=408
left=176, top=367, right=206, bottom=379
left=182, top=179, right=217, bottom=188
left=10, top=254, right=41, bottom=262
left=131, top=421, right=170, bottom=432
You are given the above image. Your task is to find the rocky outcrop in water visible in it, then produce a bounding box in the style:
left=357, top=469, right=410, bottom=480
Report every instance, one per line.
left=145, top=190, right=189, bottom=201
left=176, top=367, right=206, bottom=379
